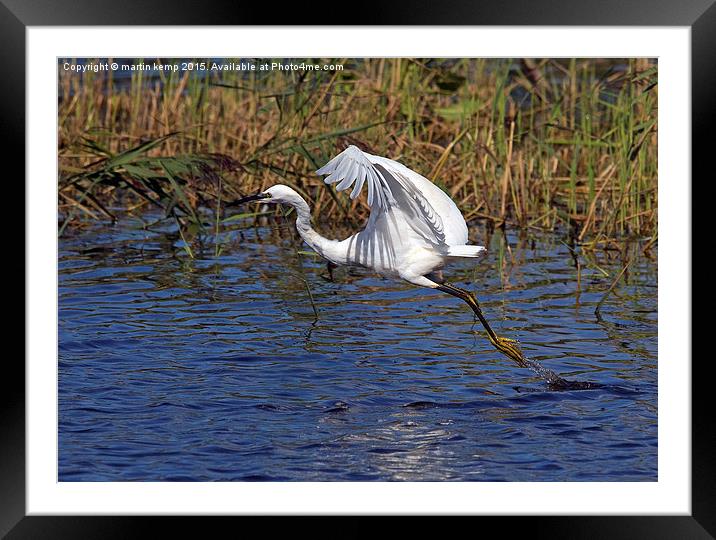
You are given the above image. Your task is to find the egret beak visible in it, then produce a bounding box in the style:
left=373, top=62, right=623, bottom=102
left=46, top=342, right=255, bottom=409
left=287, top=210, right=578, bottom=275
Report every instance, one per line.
left=228, top=192, right=271, bottom=206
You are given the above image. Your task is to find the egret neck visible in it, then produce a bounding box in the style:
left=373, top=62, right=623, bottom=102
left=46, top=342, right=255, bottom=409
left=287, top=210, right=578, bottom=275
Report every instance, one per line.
left=284, top=190, right=343, bottom=264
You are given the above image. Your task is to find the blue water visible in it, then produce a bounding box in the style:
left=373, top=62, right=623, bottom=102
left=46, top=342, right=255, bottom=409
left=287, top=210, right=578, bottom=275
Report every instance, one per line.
left=58, top=216, right=657, bottom=481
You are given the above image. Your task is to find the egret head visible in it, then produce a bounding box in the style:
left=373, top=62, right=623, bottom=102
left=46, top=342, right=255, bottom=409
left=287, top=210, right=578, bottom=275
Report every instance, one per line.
left=232, top=184, right=304, bottom=206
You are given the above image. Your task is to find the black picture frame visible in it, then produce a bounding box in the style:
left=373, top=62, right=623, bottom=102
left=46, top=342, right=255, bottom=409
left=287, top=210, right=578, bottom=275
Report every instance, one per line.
left=7, top=0, right=707, bottom=535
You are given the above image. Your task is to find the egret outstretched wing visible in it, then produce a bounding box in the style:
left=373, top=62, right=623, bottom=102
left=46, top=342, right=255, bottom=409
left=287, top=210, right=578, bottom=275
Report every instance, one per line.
left=316, top=145, right=395, bottom=209
left=316, top=145, right=454, bottom=246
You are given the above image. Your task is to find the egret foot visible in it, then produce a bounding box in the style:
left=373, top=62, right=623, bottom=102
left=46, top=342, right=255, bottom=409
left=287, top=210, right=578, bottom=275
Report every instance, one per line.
left=489, top=335, right=526, bottom=366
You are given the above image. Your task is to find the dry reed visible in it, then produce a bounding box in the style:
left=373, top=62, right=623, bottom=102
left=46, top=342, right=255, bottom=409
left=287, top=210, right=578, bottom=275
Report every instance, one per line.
left=58, top=58, right=658, bottom=250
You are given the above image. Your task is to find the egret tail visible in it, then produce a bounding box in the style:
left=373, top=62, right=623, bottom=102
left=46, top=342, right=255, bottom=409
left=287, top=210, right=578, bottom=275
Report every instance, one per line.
left=446, top=245, right=486, bottom=258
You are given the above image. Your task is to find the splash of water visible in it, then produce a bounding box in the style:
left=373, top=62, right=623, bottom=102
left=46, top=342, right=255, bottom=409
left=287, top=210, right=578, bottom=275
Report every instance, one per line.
left=519, top=355, right=600, bottom=390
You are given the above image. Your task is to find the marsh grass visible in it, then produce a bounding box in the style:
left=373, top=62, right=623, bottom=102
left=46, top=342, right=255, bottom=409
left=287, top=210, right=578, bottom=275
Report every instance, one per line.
left=58, top=58, right=657, bottom=251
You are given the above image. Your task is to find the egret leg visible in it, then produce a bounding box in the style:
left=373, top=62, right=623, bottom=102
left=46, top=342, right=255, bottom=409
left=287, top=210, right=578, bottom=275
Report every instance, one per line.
left=324, top=261, right=337, bottom=282
left=436, top=282, right=526, bottom=366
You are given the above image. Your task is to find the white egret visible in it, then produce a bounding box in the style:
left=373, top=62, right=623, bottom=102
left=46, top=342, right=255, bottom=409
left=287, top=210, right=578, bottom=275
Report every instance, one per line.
left=234, top=145, right=525, bottom=364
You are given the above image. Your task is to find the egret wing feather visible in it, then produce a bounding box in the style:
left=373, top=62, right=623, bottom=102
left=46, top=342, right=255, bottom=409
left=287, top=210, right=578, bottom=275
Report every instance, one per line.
left=316, top=145, right=458, bottom=247
left=316, top=146, right=394, bottom=209
left=368, top=153, right=467, bottom=246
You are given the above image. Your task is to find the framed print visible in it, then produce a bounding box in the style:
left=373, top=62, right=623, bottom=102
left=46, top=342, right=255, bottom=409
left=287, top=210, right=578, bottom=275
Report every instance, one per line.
left=8, top=0, right=709, bottom=535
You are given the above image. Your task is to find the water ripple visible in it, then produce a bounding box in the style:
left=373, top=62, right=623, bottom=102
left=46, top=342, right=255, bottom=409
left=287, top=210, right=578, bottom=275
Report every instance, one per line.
left=59, top=221, right=657, bottom=481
